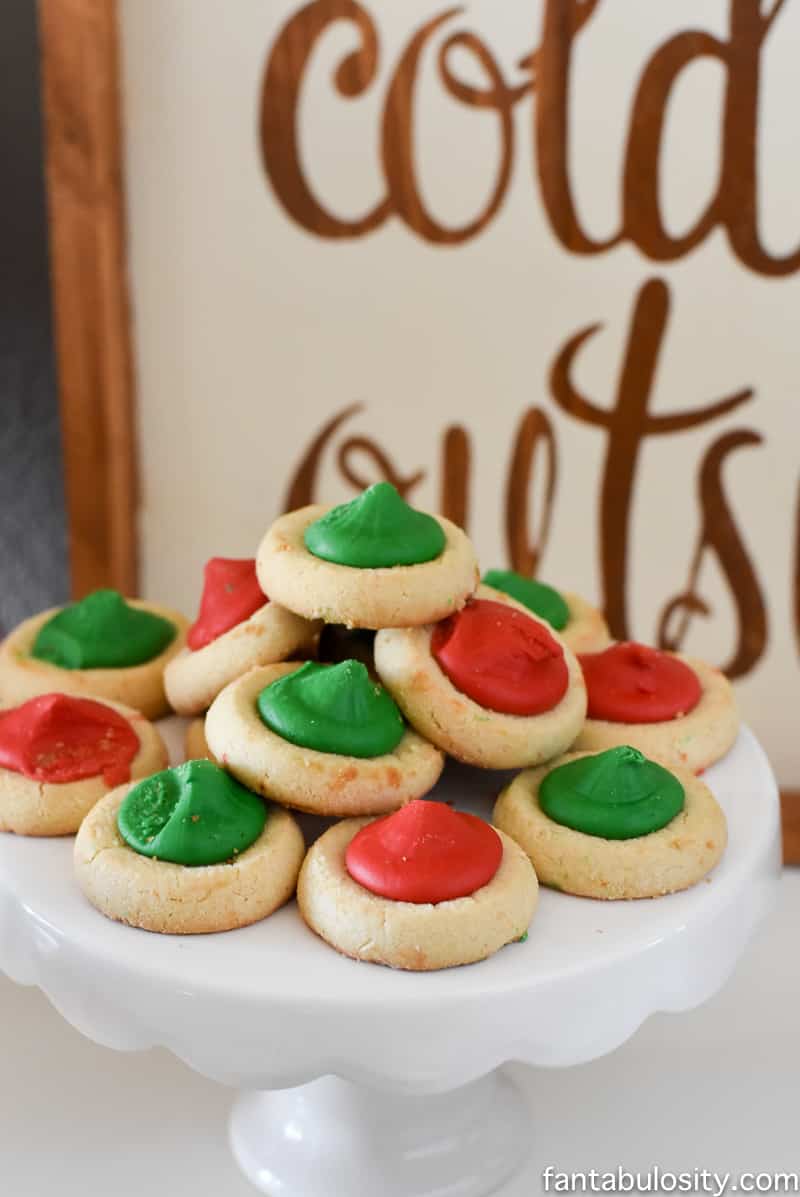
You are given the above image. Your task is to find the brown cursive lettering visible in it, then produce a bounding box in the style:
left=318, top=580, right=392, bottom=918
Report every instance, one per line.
left=658, top=430, right=767, bottom=677
left=550, top=277, right=753, bottom=639
left=505, top=407, right=558, bottom=577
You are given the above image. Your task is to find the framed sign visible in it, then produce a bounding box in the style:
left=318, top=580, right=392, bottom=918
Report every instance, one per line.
left=39, top=0, right=800, bottom=854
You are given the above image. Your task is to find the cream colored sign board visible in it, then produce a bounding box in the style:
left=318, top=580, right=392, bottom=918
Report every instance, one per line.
left=120, top=0, right=800, bottom=782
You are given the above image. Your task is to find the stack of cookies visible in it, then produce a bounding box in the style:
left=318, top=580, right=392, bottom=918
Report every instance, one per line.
left=0, top=590, right=186, bottom=838
left=0, top=482, right=738, bottom=969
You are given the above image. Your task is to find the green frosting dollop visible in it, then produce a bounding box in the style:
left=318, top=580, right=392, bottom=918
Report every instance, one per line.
left=31, top=589, right=176, bottom=669
left=257, top=659, right=405, bottom=758
left=538, top=746, right=685, bottom=840
left=304, top=482, right=445, bottom=568
left=117, top=760, right=266, bottom=866
left=482, top=569, right=569, bottom=631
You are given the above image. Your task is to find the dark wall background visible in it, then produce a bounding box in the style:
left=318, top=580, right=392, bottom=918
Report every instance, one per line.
left=0, top=1, right=68, bottom=636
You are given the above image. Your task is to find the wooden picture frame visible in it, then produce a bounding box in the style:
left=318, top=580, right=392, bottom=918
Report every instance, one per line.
left=780, top=793, right=800, bottom=864
left=37, top=0, right=798, bottom=862
left=39, top=0, right=137, bottom=600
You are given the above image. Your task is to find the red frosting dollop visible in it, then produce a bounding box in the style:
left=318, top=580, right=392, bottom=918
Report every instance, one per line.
left=345, top=799, right=503, bottom=904
left=0, top=694, right=140, bottom=786
left=431, top=599, right=568, bottom=716
left=187, top=558, right=267, bottom=650
left=578, top=642, right=702, bottom=724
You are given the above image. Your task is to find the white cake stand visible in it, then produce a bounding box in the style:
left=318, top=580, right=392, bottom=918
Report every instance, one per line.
left=0, top=724, right=781, bottom=1197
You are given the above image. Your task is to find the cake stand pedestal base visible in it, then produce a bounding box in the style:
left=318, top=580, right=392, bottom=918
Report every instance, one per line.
left=0, top=727, right=780, bottom=1197
left=229, top=1070, right=531, bottom=1197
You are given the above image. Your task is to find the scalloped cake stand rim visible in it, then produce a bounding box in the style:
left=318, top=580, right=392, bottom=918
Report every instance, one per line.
left=0, top=725, right=782, bottom=1092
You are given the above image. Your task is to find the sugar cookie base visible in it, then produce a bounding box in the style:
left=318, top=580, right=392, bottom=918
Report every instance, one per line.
left=0, top=602, right=188, bottom=720
left=480, top=585, right=610, bottom=655
left=74, top=786, right=304, bottom=934
left=164, top=601, right=320, bottom=716
left=0, top=700, right=167, bottom=837
left=560, top=592, right=611, bottom=653
left=298, top=818, right=538, bottom=970
left=256, top=505, right=479, bottom=629
left=206, top=663, right=444, bottom=817
left=374, top=585, right=587, bottom=769
left=185, top=717, right=214, bottom=762
left=573, top=657, right=739, bottom=772
left=493, top=751, right=727, bottom=899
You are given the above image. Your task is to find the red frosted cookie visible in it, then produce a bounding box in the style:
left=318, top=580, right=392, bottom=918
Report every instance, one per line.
left=431, top=599, right=569, bottom=717
left=574, top=642, right=738, bottom=772
left=0, top=693, right=167, bottom=836
left=373, top=586, right=586, bottom=769
left=165, top=557, right=321, bottom=716
left=580, top=642, right=701, bottom=723
left=346, top=800, right=503, bottom=904
left=298, top=799, right=538, bottom=970
left=187, top=558, right=267, bottom=650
